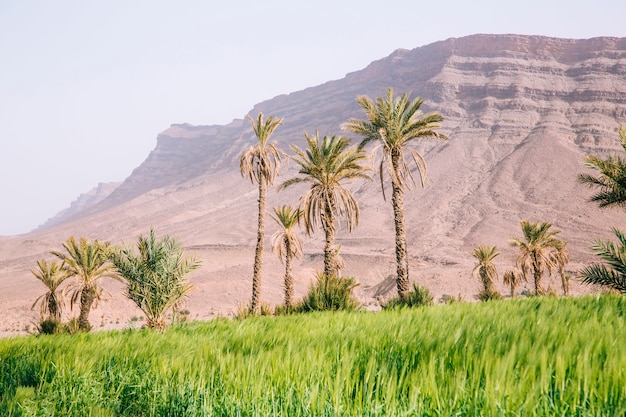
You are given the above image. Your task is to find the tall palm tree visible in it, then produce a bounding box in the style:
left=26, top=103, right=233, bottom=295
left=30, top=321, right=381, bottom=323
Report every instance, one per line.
left=472, top=245, right=500, bottom=296
left=280, top=132, right=370, bottom=278
left=30, top=259, right=70, bottom=320
left=110, top=228, right=201, bottom=331
left=270, top=205, right=303, bottom=308
left=502, top=269, right=525, bottom=298
left=344, top=87, right=447, bottom=299
left=509, top=221, right=563, bottom=296
left=579, top=228, right=626, bottom=294
left=240, top=113, right=285, bottom=314
left=578, top=126, right=626, bottom=209
left=51, top=237, right=119, bottom=331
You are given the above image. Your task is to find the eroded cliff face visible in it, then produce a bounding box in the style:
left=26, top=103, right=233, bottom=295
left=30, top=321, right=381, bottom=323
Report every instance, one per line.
left=3, top=34, right=626, bottom=328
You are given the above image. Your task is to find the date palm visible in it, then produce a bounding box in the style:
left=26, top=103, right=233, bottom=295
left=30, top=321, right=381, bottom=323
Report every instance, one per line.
left=270, top=205, right=303, bottom=308
left=579, top=228, right=626, bottom=294
left=31, top=259, right=70, bottom=320
left=52, top=237, right=119, bottom=331
left=552, top=241, right=570, bottom=295
left=509, top=221, right=563, bottom=296
left=110, top=228, right=201, bottom=331
left=472, top=245, right=500, bottom=295
left=280, top=132, right=370, bottom=278
left=240, top=113, right=285, bottom=314
left=502, top=269, right=524, bottom=298
left=578, top=126, right=626, bottom=209
left=344, top=87, right=447, bottom=299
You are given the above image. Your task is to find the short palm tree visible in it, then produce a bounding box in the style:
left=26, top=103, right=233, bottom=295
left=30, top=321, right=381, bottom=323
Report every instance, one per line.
left=552, top=241, right=570, bottom=295
left=509, top=221, right=564, bottom=296
left=578, top=228, right=626, bottom=294
left=110, top=229, right=201, bottom=331
left=280, top=132, right=370, bottom=278
left=240, top=113, right=285, bottom=314
left=578, top=126, right=626, bottom=209
left=270, top=205, right=304, bottom=308
left=502, top=268, right=525, bottom=298
left=52, top=237, right=119, bottom=331
left=30, top=259, right=70, bottom=320
left=344, top=87, right=447, bottom=300
left=472, top=245, right=501, bottom=300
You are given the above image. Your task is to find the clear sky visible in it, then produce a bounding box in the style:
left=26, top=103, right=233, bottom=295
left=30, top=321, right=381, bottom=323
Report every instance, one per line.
left=1, top=0, right=625, bottom=236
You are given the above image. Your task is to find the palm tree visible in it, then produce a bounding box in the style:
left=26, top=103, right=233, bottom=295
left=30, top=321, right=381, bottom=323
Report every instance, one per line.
left=552, top=241, right=570, bottom=295
left=578, top=126, right=626, bottom=209
left=110, top=229, right=201, bottom=331
left=270, top=205, right=303, bottom=308
left=578, top=228, right=626, bottom=294
left=344, top=87, right=447, bottom=299
left=30, top=259, right=70, bottom=320
left=51, top=237, right=119, bottom=331
left=240, top=113, right=285, bottom=314
left=472, top=245, right=501, bottom=300
left=280, top=132, right=370, bottom=278
left=509, top=221, right=564, bottom=296
left=502, top=269, right=524, bottom=298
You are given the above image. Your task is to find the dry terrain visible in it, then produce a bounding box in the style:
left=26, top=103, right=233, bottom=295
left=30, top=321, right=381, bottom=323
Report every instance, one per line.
left=2, top=34, right=626, bottom=337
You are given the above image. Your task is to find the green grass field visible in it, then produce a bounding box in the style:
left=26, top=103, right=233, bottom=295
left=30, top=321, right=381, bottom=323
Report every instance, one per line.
left=1, top=294, right=624, bottom=416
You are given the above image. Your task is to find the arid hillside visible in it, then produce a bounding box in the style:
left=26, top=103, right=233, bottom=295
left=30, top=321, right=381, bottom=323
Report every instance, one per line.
left=2, top=34, right=626, bottom=336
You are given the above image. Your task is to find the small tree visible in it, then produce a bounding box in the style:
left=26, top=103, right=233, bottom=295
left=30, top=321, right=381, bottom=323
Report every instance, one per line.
left=270, top=205, right=304, bottom=308
left=502, top=269, right=525, bottom=298
left=509, top=221, right=564, bottom=296
left=472, top=245, right=501, bottom=301
left=52, top=237, right=119, bottom=331
left=110, top=229, right=201, bottom=331
left=31, top=259, right=70, bottom=321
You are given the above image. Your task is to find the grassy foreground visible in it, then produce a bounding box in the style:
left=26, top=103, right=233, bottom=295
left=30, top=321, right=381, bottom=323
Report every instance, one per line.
left=1, top=295, right=624, bottom=416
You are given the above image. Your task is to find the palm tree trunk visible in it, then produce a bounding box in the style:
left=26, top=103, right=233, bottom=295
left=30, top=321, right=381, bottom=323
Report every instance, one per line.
left=391, top=151, right=410, bottom=299
left=284, top=239, right=294, bottom=308
left=78, top=287, right=94, bottom=331
left=251, top=178, right=267, bottom=314
left=560, top=268, right=568, bottom=296
left=532, top=255, right=542, bottom=295
left=322, top=203, right=337, bottom=278
left=49, top=293, right=60, bottom=320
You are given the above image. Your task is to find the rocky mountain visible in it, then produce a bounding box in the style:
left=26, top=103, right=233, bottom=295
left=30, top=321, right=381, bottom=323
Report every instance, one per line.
left=2, top=34, right=626, bottom=336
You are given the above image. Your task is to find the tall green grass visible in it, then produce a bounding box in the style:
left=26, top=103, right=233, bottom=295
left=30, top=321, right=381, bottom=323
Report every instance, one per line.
left=1, top=294, right=624, bottom=416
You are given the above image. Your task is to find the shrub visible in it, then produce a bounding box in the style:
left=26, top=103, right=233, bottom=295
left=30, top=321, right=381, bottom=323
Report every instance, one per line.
left=383, top=282, right=434, bottom=309
left=36, top=318, right=64, bottom=335
left=294, top=273, right=359, bottom=312
left=477, top=287, right=502, bottom=301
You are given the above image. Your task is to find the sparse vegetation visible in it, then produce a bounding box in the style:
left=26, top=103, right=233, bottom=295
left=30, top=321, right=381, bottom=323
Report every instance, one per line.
left=383, top=282, right=434, bottom=309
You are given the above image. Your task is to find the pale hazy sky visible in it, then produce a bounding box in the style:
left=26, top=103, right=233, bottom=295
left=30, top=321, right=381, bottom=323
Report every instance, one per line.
left=1, top=1, right=625, bottom=235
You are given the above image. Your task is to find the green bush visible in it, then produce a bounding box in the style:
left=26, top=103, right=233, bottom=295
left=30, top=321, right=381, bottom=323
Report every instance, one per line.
left=294, top=273, right=359, bottom=312
left=477, top=287, right=502, bottom=301
left=383, top=282, right=434, bottom=309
